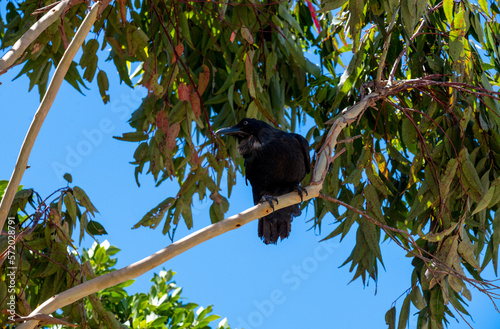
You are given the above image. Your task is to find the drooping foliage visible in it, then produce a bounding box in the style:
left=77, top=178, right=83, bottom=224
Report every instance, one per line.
left=0, top=178, right=230, bottom=328
left=2, top=0, right=500, bottom=327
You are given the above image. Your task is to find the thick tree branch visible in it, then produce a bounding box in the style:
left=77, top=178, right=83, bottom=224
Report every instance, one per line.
left=17, top=184, right=322, bottom=329
left=313, top=91, right=380, bottom=184
left=0, top=2, right=101, bottom=231
left=18, top=75, right=491, bottom=327
left=0, top=0, right=70, bottom=74
left=25, top=66, right=486, bottom=328
left=16, top=70, right=378, bottom=328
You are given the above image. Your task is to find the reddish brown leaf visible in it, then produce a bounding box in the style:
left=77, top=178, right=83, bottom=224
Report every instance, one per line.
left=210, top=191, right=223, bottom=204
left=155, top=110, right=169, bottom=133
left=245, top=51, right=256, bottom=98
left=105, top=36, right=124, bottom=57
left=241, top=26, right=254, bottom=44
left=172, top=44, right=184, bottom=63
left=230, top=30, right=237, bottom=43
left=191, top=151, right=201, bottom=167
left=198, top=64, right=210, bottom=95
left=178, top=83, right=190, bottom=101
left=166, top=123, right=180, bottom=151
left=118, top=0, right=126, bottom=26
left=306, top=0, right=321, bottom=32
left=189, top=92, right=201, bottom=118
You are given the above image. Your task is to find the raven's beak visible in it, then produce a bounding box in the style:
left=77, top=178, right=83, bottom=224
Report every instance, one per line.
left=215, top=126, right=247, bottom=137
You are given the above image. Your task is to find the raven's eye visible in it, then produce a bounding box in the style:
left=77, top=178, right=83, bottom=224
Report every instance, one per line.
left=243, top=120, right=248, bottom=125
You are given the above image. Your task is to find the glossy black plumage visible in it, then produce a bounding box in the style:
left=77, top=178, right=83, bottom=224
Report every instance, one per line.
left=216, top=118, right=310, bottom=244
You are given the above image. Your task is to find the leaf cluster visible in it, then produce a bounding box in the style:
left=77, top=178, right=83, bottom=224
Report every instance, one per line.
left=0, top=180, right=229, bottom=328
left=314, top=0, right=500, bottom=327
left=0, top=175, right=106, bottom=325
left=3, top=0, right=500, bottom=327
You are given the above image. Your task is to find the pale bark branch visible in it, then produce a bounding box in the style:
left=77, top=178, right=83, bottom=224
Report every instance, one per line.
left=17, top=184, right=323, bottom=329
left=0, top=2, right=101, bottom=232
left=312, top=91, right=380, bottom=185
left=0, top=0, right=70, bottom=74
left=15, top=68, right=381, bottom=328
left=16, top=78, right=379, bottom=328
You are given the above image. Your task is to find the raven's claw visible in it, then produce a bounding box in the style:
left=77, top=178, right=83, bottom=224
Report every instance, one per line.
left=260, top=195, right=279, bottom=211
left=295, top=186, right=308, bottom=202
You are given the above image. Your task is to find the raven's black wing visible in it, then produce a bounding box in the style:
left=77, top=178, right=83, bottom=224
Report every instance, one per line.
left=292, top=133, right=311, bottom=174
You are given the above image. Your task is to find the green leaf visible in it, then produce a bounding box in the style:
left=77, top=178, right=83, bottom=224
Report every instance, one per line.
left=246, top=100, right=259, bottom=118
left=459, top=148, right=484, bottom=202
left=149, top=316, right=170, bottom=327
left=480, top=72, right=500, bottom=114
left=430, top=288, right=445, bottom=323
left=472, top=183, right=495, bottom=215
left=240, top=26, right=253, bottom=44
left=402, top=117, right=417, bottom=149
left=443, top=0, right=454, bottom=22
left=397, top=294, right=411, bottom=329
left=266, top=51, right=278, bottom=82
left=182, top=202, right=193, bottom=229
left=73, top=186, right=98, bottom=216
left=114, top=131, right=149, bottom=142
left=245, top=50, right=256, bottom=99
left=65, top=61, right=88, bottom=94
left=446, top=283, right=470, bottom=315
left=478, top=0, right=489, bottom=15
left=87, top=220, right=108, bottom=235
left=365, top=164, right=391, bottom=197
left=63, top=173, right=73, bottom=183
left=420, top=223, right=458, bottom=242
left=364, top=184, right=385, bottom=224
left=385, top=306, right=396, bottom=329
left=64, top=192, right=77, bottom=222
left=331, top=47, right=364, bottom=112
left=410, top=286, right=426, bottom=310
left=97, top=70, right=110, bottom=104
left=458, top=240, right=479, bottom=270
left=440, top=159, right=458, bottom=199
left=360, top=220, right=382, bottom=260
left=80, top=211, right=88, bottom=244
left=278, top=4, right=304, bottom=36
left=215, top=47, right=244, bottom=95
left=349, top=0, right=365, bottom=51
left=447, top=275, right=464, bottom=294
left=319, top=0, right=348, bottom=12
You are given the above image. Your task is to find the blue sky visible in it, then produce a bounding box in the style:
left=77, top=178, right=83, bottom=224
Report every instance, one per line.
left=2, top=19, right=500, bottom=329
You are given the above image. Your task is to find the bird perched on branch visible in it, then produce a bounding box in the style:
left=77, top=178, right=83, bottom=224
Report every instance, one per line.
left=216, top=118, right=310, bottom=244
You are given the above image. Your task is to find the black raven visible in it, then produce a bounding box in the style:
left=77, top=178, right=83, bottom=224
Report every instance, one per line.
left=216, top=118, right=310, bottom=244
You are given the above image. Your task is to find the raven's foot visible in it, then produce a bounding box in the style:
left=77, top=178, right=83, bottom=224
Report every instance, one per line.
left=259, top=195, right=279, bottom=211
left=295, top=186, right=308, bottom=202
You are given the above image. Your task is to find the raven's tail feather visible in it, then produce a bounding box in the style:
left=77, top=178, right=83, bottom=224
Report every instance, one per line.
left=258, top=205, right=300, bottom=244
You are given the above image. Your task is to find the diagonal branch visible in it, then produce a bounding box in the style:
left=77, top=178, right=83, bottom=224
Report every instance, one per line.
left=15, top=69, right=379, bottom=328
left=0, top=2, right=102, bottom=231
left=0, top=0, right=70, bottom=74
left=27, top=62, right=480, bottom=329
left=16, top=184, right=322, bottom=329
